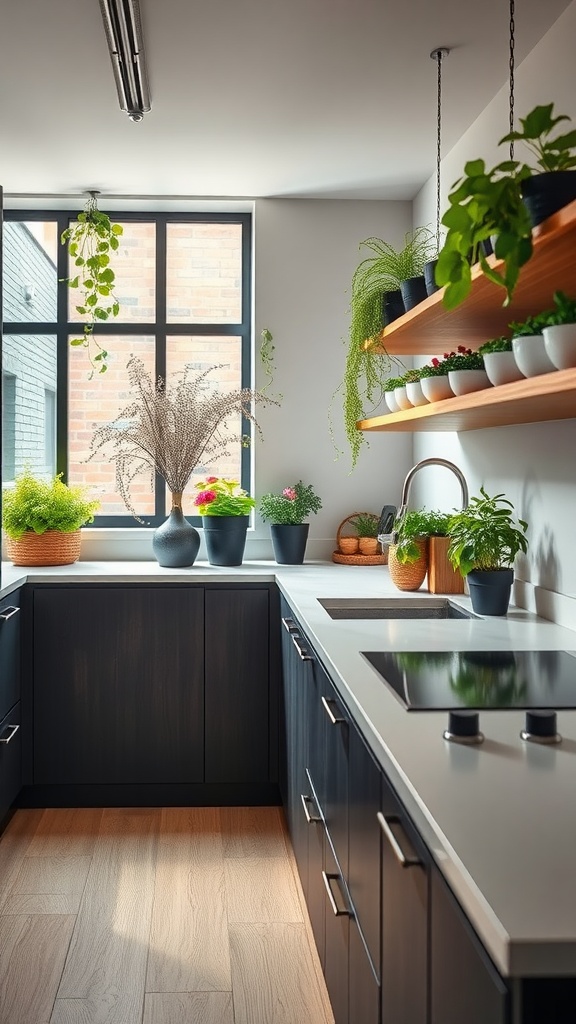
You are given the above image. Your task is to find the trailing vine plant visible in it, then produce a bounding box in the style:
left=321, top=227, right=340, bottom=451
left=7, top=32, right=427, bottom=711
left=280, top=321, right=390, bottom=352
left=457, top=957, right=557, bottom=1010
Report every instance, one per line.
left=61, top=192, right=124, bottom=377
left=260, top=327, right=282, bottom=400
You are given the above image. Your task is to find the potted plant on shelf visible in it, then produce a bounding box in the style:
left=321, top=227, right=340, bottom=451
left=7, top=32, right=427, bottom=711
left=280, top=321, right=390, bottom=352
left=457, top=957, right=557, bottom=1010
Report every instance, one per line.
left=509, top=310, right=555, bottom=378
left=259, top=481, right=322, bottom=564
left=477, top=335, right=523, bottom=386
left=401, top=367, right=428, bottom=408
left=2, top=470, right=99, bottom=566
left=194, top=478, right=256, bottom=566
left=61, top=192, right=124, bottom=377
left=383, top=375, right=405, bottom=413
left=540, top=290, right=576, bottom=369
left=89, top=356, right=276, bottom=568
left=436, top=103, right=576, bottom=311
left=447, top=487, right=529, bottom=615
left=439, top=347, right=490, bottom=396
left=419, top=359, right=454, bottom=403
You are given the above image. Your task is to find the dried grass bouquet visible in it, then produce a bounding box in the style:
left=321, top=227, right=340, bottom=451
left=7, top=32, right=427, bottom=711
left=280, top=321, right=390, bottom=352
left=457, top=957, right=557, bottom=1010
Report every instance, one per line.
left=89, top=356, right=276, bottom=522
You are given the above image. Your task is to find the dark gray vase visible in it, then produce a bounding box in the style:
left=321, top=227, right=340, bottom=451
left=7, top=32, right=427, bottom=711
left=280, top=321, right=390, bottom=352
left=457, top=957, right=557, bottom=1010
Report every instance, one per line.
left=270, top=523, right=309, bottom=565
left=202, top=515, right=249, bottom=566
left=467, top=568, right=514, bottom=616
left=152, top=507, right=200, bottom=568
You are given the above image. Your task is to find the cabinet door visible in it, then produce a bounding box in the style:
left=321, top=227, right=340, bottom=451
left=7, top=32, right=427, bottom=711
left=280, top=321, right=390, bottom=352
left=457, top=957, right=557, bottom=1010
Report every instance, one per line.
left=279, top=605, right=312, bottom=893
left=0, top=701, right=22, bottom=826
left=349, top=917, right=380, bottom=1024
left=380, top=775, right=428, bottom=1024
left=323, top=838, right=350, bottom=1024
left=316, top=666, right=349, bottom=880
left=0, top=591, right=21, bottom=721
left=205, top=587, right=270, bottom=784
left=349, top=724, right=381, bottom=978
left=430, top=867, right=509, bottom=1024
left=33, top=586, right=204, bottom=785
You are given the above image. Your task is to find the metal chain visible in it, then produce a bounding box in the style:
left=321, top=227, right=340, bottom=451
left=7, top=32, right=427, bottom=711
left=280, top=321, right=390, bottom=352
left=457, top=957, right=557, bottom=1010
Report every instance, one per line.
left=431, top=48, right=449, bottom=253
left=509, top=0, right=515, bottom=160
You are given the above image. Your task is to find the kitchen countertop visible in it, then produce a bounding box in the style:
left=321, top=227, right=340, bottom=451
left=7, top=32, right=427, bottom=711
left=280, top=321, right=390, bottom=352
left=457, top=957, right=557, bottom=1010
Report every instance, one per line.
left=5, top=558, right=576, bottom=978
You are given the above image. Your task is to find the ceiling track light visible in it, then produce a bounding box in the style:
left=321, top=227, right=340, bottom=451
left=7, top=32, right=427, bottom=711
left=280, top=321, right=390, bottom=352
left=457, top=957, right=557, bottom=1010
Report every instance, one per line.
left=99, top=0, right=150, bottom=122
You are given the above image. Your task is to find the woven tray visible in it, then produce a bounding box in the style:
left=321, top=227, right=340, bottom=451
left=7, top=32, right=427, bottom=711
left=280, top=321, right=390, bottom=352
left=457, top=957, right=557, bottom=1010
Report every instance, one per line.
left=331, top=513, right=388, bottom=566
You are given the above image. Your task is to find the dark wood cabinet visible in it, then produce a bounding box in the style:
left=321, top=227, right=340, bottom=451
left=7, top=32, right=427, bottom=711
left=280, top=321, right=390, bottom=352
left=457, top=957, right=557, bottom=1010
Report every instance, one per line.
left=0, top=591, right=21, bottom=721
left=0, top=701, right=21, bottom=827
left=323, top=838, right=350, bottom=1024
left=348, top=723, right=382, bottom=979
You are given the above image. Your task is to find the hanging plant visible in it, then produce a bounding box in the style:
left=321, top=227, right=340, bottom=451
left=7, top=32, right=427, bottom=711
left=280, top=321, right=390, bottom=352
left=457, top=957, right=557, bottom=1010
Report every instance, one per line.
left=260, top=327, right=283, bottom=400
left=61, top=192, right=124, bottom=376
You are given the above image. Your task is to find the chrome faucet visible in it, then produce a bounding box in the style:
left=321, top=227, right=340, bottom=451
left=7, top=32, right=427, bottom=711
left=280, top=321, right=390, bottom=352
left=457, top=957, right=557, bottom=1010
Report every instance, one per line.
left=392, top=458, right=469, bottom=542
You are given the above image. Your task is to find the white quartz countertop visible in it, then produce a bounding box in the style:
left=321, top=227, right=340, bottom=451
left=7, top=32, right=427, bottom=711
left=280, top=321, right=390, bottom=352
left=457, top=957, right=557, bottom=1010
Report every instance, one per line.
left=5, top=558, right=576, bottom=978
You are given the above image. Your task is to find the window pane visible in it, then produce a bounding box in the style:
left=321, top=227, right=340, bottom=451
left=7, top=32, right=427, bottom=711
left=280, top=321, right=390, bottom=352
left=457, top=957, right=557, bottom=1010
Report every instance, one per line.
left=68, top=337, right=155, bottom=518
left=2, top=334, right=58, bottom=480
left=166, top=335, right=244, bottom=515
left=166, top=223, right=242, bottom=323
left=3, top=222, right=58, bottom=322
left=68, top=221, right=156, bottom=323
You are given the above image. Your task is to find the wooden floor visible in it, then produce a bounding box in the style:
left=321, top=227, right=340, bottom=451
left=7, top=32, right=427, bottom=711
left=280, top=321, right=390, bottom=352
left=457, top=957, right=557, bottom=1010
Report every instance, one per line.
left=0, top=806, right=334, bottom=1024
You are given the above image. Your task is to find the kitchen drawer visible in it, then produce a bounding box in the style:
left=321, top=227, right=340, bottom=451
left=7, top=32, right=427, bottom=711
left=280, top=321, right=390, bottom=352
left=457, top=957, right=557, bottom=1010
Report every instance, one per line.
left=0, top=593, right=21, bottom=722
left=0, top=701, right=22, bottom=827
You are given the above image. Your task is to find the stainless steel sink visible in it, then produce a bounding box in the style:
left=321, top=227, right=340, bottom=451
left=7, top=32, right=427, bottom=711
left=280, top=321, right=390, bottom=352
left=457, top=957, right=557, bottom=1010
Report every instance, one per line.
left=318, top=598, right=477, bottom=620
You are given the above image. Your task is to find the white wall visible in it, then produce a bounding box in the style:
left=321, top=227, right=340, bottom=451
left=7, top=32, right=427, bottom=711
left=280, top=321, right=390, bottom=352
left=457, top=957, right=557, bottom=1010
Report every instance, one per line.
left=411, top=0, right=576, bottom=627
left=252, top=198, right=414, bottom=559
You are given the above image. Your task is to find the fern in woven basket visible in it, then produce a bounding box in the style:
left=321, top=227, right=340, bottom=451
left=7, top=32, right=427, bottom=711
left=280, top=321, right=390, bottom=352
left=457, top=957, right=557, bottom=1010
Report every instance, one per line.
left=2, top=471, right=99, bottom=539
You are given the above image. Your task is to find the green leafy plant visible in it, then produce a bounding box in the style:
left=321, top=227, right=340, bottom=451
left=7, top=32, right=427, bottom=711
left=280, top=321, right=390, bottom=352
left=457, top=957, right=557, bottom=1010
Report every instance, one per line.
left=259, top=481, right=322, bottom=525
left=428, top=347, right=485, bottom=372
left=478, top=335, right=512, bottom=354
left=193, top=477, right=255, bottom=516
left=383, top=375, right=405, bottom=392
left=2, top=471, right=99, bottom=539
left=436, top=104, right=576, bottom=311
left=61, top=193, right=124, bottom=377
left=540, top=290, right=576, bottom=326
left=350, top=512, right=380, bottom=538
left=447, top=487, right=528, bottom=577
left=508, top=311, right=549, bottom=337
left=401, top=368, right=423, bottom=383
left=393, top=508, right=451, bottom=564
left=419, top=361, right=451, bottom=379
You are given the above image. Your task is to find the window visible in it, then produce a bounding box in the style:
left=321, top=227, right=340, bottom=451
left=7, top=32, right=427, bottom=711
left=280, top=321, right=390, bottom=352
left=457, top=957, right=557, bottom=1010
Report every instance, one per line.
left=2, top=211, right=252, bottom=525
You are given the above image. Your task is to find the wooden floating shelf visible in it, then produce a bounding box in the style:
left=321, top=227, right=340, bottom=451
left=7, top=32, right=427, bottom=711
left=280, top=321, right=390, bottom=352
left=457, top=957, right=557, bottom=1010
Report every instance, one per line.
left=357, top=369, right=576, bottom=433
left=365, top=199, right=576, bottom=355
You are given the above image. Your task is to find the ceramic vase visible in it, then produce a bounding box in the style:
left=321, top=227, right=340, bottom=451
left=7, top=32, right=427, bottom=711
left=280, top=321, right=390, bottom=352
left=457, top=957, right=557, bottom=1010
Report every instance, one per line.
left=152, top=498, right=200, bottom=567
left=420, top=376, right=454, bottom=402
left=512, top=335, right=555, bottom=378
left=447, top=369, right=491, bottom=396
left=482, top=351, right=524, bottom=387
left=543, top=324, right=576, bottom=369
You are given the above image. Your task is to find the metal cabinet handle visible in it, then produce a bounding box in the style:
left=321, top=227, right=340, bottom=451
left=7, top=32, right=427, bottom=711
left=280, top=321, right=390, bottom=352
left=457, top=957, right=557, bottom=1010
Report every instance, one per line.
left=0, top=724, right=20, bottom=745
left=321, top=695, right=345, bottom=725
left=282, top=616, right=298, bottom=633
left=301, top=792, right=322, bottom=824
left=0, top=606, right=19, bottom=622
left=322, top=871, right=351, bottom=917
left=291, top=633, right=313, bottom=662
left=377, top=812, right=421, bottom=868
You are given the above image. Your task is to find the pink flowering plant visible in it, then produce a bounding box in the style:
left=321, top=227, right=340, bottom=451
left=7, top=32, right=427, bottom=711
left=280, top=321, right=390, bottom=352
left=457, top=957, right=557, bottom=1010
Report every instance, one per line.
left=419, top=345, right=484, bottom=377
left=259, top=481, right=322, bottom=525
left=193, top=477, right=256, bottom=516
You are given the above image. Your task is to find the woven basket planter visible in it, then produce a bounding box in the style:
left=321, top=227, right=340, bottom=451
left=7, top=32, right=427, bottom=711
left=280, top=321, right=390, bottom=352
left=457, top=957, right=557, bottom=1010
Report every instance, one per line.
left=6, top=529, right=82, bottom=566
left=332, top=513, right=387, bottom=566
left=388, top=540, right=428, bottom=591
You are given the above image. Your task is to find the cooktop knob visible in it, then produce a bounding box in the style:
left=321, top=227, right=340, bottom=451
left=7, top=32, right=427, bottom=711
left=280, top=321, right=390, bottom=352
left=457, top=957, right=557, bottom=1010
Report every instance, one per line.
left=521, top=710, right=562, bottom=744
left=443, top=710, right=484, bottom=745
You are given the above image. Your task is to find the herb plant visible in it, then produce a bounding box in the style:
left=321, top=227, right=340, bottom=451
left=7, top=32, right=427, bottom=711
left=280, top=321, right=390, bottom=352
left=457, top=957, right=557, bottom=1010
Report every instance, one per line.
left=393, top=508, right=451, bottom=564
left=2, top=471, right=99, bottom=539
left=350, top=512, right=380, bottom=538
left=447, top=487, right=528, bottom=577
left=61, top=193, right=124, bottom=377
left=478, top=335, right=512, bottom=354
left=259, top=481, right=322, bottom=525
left=508, top=312, right=549, bottom=336
left=541, top=290, right=576, bottom=326
left=194, top=478, right=255, bottom=516
left=383, top=375, right=405, bottom=393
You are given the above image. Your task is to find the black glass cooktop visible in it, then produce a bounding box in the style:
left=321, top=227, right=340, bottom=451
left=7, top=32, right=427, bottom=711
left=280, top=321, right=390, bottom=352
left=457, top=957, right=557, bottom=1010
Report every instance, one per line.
left=361, top=650, right=576, bottom=710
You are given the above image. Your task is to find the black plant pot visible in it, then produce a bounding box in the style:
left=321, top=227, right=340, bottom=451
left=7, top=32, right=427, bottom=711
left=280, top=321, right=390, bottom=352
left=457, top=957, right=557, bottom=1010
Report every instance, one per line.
left=467, top=568, right=514, bottom=616
left=382, top=289, right=405, bottom=326
left=152, top=507, right=200, bottom=567
left=423, top=259, right=440, bottom=296
left=400, top=275, right=428, bottom=311
left=202, top=515, right=249, bottom=566
left=521, top=170, right=576, bottom=227
left=270, top=523, right=309, bottom=565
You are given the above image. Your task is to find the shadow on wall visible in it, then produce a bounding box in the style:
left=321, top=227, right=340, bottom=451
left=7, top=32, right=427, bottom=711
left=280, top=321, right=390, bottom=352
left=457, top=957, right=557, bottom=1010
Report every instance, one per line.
left=520, top=478, right=561, bottom=594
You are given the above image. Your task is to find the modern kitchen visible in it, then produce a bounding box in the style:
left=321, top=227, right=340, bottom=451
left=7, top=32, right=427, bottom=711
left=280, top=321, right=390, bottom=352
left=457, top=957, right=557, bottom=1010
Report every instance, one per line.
left=1, top=1, right=576, bottom=1023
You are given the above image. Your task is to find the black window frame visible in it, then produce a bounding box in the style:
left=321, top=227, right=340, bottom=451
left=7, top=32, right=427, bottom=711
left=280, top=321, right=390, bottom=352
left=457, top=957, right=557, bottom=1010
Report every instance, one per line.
left=3, top=209, right=253, bottom=527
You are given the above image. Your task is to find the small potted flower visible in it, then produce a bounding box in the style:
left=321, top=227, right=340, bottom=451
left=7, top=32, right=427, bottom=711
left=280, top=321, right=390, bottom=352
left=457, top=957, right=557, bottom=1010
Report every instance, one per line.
left=194, top=477, right=256, bottom=566
left=478, top=335, right=523, bottom=386
left=419, top=358, right=454, bottom=403
left=509, top=310, right=555, bottom=378
left=541, top=290, right=576, bottom=369
left=402, top=367, right=428, bottom=408
left=440, top=346, right=490, bottom=396
left=259, top=481, right=322, bottom=564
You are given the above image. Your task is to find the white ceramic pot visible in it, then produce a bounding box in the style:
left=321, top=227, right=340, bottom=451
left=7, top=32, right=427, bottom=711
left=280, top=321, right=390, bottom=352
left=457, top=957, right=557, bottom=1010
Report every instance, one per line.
left=394, top=385, right=413, bottom=410
left=405, top=380, right=429, bottom=407
left=482, top=351, right=524, bottom=386
left=447, top=369, right=491, bottom=396
left=420, top=375, right=454, bottom=402
left=384, top=390, right=400, bottom=413
left=543, top=324, right=576, bottom=369
left=512, top=334, right=555, bottom=377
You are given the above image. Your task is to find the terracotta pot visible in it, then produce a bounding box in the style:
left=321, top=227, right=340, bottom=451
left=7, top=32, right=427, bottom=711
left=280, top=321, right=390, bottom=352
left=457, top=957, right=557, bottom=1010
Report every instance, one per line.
left=358, top=537, right=379, bottom=556
left=339, top=536, right=359, bottom=555
left=388, top=540, right=428, bottom=591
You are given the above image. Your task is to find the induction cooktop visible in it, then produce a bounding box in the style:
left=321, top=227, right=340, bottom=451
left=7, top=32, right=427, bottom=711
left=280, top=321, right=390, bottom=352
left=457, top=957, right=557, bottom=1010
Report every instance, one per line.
left=361, top=649, right=576, bottom=711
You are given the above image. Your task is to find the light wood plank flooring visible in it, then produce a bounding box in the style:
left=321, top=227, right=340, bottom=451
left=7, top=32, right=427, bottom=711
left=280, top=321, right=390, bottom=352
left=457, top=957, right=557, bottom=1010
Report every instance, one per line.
left=0, top=807, right=334, bottom=1024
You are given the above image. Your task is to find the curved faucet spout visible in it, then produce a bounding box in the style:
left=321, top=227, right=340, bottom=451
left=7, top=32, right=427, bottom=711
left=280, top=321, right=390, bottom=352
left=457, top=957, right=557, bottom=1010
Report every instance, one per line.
left=393, top=458, right=469, bottom=540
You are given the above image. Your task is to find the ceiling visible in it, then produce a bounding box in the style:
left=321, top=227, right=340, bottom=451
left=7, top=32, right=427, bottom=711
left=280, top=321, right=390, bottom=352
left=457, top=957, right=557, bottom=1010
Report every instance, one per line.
left=0, top=0, right=572, bottom=202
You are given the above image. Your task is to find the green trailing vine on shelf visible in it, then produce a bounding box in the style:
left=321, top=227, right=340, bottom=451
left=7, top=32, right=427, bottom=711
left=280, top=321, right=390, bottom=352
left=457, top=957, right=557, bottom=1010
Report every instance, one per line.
left=61, top=193, right=124, bottom=377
